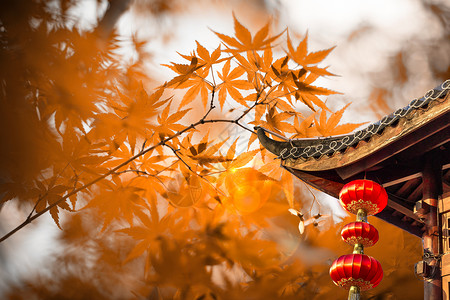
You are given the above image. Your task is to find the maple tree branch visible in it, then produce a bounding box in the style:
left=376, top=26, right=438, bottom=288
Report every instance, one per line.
left=0, top=62, right=275, bottom=243
left=192, top=71, right=214, bottom=87
left=0, top=111, right=255, bottom=242
left=0, top=59, right=272, bottom=242
left=27, top=194, right=46, bottom=220
left=235, top=88, right=266, bottom=124
left=121, top=168, right=171, bottom=191
left=154, top=160, right=178, bottom=176
left=210, top=66, right=217, bottom=86
left=163, top=144, right=226, bottom=198
left=69, top=165, right=81, bottom=192
left=141, top=139, right=148, bottom=153
left=164, top=144, right=193, bottom=171
left=114, top=169, right=150, bottom=176
left=201, top=88, right=216, bottom=120
left=234, top=121, right=255, bottom=134
left=26, top=162, right=73, bottom=219
left=201, top=119, right=254, bottom=134
left=115, top=166, right=173, bottom=181
left=163, top=144, right=207, bottom=180
left=0, top=130, right=186, bottom=242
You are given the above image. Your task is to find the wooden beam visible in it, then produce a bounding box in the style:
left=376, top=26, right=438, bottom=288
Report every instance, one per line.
left=386, top=196, right=422, bottom=223
left=382, top=172, right=422, bottom=188
left=353, top=147, right=449, bottom=188
left=376, top=208, right=423, bottom=237
left=422, top=150, right=443, bottom=300
left=396, top=178, right=422, bottom=199
left=407, top=183, right=423, bottom=203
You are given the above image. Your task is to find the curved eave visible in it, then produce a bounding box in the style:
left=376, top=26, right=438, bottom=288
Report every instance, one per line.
left=255, top=127, right=290, bottom=156
left=257, top=80, right=450, bottom=172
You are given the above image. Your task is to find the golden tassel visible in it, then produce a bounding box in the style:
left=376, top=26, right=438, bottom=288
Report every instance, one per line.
left=348, top=286, right=360, bottom=300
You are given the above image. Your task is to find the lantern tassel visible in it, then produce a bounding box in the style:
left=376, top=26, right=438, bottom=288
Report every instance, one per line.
left=348, top=286, right=360, bottom=300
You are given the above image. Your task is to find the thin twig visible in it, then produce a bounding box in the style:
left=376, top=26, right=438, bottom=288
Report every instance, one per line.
left=201, top=88, right=216, bottom=120
left=303, top=182, right=321, bottom=215
left=141, top=139, right=148, bottom=153
left=27, top=194, right=45, bottom=220
left=114, top=169, right=151, bottom=176
left=201, top=119, right=254, bottom=134
left=210, top=65, right=217, bottom=87
left=163, top=143, right=226, bottom=197
left=26, top=162, right=71, bottom=219
left=124, top=168, right=171, bottom=191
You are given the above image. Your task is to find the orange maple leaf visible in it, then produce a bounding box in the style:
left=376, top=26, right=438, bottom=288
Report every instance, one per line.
left=314, top=104, right=366, bottom=136
left=216, top=139, right=259, bottom=188
left=180, top=133, right=230, bottom=168
left=213, top=14, right=284, bottom=52
left=286, top=32, right=335, bottom=73
left=291, top=113, right=320, bottom=138
left=216, top=60, right=253, bottom=108
left=194, top=41, right=226, bottom=70
left=155, top=101, right=190, bottom=140
left=117, top=204, right=182, bottom=262
left=164, top=57, right=204, bottom=87
left=250, top=106, right=294, bottom=135
left=177, top=68, right=213, bottom=109
left=32, top=179, right=72, bottom=229
left=83, top=176, right=147, bottom=230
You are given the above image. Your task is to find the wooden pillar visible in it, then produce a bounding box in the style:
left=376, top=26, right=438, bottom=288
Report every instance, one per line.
left=422, top=151, right=442, bottom=300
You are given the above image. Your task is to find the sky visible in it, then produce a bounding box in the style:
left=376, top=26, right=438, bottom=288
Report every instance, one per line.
left=1, top=0, right=447, bottom=294
left=116, top=0, right=444, bottom=122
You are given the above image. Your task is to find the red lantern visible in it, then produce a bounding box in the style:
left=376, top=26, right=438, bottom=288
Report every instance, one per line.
left=341, top=222, right=379, bottom=247
left=339, top=180, right=388, bottom=215
left=330, top=254, right=383, bottom=291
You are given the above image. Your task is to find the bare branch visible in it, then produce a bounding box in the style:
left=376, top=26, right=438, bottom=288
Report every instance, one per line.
left=163, top=143, right=226, bottom=198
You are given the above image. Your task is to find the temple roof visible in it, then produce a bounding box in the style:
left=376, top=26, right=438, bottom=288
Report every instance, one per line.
left=257, top=79, right=450, bottom=237
left=257, top=80, right=449, bottom=176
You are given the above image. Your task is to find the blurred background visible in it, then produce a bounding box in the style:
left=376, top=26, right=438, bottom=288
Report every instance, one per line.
left=0, top=0, right=448, bottom=299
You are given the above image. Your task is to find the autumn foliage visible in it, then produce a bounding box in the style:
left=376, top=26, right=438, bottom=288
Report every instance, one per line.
left=0, top=1, right=423, bottom=299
